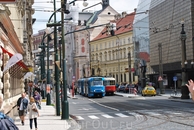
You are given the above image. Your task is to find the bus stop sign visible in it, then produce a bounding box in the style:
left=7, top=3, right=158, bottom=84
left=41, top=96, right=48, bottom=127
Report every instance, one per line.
left=173, top=76, right=177, bottom=81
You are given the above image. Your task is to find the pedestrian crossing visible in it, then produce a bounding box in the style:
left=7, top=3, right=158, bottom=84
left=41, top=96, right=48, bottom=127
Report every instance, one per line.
left=73, top=109, right=187, bottom=121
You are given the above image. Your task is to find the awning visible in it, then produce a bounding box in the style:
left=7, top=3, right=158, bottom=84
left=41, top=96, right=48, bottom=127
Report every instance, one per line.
left=1, top=46, right=29, bottom=71
left=1, top=46, right=29, bottom=79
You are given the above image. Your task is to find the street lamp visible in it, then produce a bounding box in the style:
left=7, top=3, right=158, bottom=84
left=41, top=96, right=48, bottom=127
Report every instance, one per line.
left=61, top=0, right=88, bottom=120
left=180, top=19, right=190, bottom=99
left=45, top=28, right=54, bottom=105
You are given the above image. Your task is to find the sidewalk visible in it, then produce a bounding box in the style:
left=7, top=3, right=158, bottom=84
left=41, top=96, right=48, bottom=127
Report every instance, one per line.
left=14, top=102, right=80, bottom=130
left=115, top=89, right=194, bottom=104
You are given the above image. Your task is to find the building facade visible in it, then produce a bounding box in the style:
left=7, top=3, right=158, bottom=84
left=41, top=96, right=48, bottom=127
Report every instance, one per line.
left=73, top=0, right=118, bottom=81
left=149, top=0, right=194, bottom=88
left=133, top=0, right=152, bottom=85
left=0, top=0, right=34, bottom=118
left=90, top=12, right=135, bottom=84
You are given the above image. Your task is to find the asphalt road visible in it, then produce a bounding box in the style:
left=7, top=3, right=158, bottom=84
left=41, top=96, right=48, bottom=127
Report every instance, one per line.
left=69, top=94, right=194, bottom=130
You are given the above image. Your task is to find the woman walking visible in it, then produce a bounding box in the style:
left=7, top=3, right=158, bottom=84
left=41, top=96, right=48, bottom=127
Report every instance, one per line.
left=28, top=97, right=39, bottom=130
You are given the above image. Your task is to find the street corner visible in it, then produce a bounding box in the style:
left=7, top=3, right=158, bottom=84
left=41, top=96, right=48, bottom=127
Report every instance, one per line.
left=168, top=96, right=181, bottom=99
left=128, top=95, right=145, bottom=99
left=68, top=115, right=81, bottom=130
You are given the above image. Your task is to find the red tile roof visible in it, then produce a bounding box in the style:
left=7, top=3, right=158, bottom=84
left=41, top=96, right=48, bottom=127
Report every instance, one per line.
left=92, top=12, right=135, bottom=41
left=138, top=52, right=150, bottom=62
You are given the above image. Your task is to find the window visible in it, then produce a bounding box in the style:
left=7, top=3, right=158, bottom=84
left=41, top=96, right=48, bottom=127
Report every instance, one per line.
left=100, top=43, right=102, bottom=49
left=123, top=38, right=126, bottom=44
left=96, top=45, right=98, bottom=51
left=109, top=42, right=111, bottom=47
left=105, top=42, right=107, bottom=48
left=112, top=41, right=114, bottom=47
left=128, top=37, right=130, bottom=43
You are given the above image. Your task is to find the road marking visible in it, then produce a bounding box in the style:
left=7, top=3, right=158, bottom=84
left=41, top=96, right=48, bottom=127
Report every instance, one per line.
left=127, top=112, right=144, bottom=121
left=72, top=102, right=77, bottom=104
left=145, top=112, right=161, bottom=116
left=115, top=113, right=129, bottom=117
left=76, top=116, right=84, bottom=120
left=88, top=115, right=99, bottom=119
left=78, top=108, right=90, bottom=111
left=102, top=114, right=114, bottom=118
left=165, top=111, right=182, bottom=115
left=88, top=99, right=119, bottom=111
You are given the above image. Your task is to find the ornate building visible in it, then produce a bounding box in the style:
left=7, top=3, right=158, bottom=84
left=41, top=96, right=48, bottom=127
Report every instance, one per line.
left=0, top=0, right=34, bottom=118
left=90, top=12, right=135, bottom=84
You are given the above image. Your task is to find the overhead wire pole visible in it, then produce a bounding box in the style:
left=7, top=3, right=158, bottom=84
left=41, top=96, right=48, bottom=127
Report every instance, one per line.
left=61, top=0, right=69, bottom=120
left=53, top=0, right=60, bottom=116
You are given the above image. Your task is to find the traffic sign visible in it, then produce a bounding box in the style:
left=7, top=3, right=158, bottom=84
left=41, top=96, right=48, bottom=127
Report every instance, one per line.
left=173, top=76, right=177, bottom=81
left=158, top=76, right=163, bottom=81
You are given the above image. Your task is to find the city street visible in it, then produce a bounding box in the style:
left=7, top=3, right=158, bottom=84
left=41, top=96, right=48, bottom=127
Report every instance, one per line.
left=69, top=94, right=194, bottom=130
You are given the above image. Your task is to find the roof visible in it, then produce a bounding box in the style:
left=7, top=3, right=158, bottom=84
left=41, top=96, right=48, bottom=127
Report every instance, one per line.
left=92, top=12, right=135, bottom=41
left=138, top=52, right=150, bottom=62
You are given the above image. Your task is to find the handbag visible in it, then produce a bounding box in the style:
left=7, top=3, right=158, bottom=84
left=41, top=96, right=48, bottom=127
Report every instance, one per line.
left=32, top=104, right=38, bottom=112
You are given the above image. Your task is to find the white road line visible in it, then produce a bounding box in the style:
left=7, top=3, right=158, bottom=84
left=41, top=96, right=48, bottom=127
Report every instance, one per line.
left=102, top=114, right=114, bottom=118
left=165, top=111, right=182, bottom=115
left=76, top=116, right=84, bottom=120
left=145, top=112, right=161, bottom=116
left=88, top=115, right=99, bottom=119
left=88, top=99, right=119, bottom=111
left=128, top=112, right=143, bottom=121
left=115, top=113, right=129, bottom=117
left=72, top=102, right=77, bottom=104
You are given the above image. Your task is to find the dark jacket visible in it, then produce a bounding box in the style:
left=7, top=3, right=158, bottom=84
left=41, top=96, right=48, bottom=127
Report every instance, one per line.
left=17, top=97, right=28, bottom=110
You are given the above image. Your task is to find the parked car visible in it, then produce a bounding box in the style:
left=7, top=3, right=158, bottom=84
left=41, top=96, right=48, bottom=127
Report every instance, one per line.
left=142, top=86, right=156, bottom=96
left=117, top=85, right=125, bottom=92
left=124, top=84, right=134, bottom=93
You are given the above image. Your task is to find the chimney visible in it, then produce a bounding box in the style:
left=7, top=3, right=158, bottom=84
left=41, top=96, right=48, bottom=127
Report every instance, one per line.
left=102, top=0, right=109, bottom=9
left=122, top=11, right=127, bottom=18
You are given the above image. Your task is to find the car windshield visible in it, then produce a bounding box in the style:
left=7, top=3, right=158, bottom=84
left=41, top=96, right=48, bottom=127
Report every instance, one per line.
left=147, top=87, right=154, bottom=90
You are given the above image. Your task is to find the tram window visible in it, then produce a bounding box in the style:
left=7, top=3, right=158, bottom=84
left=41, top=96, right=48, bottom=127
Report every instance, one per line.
left=110, top=80, right=115, bottom=85
left=93, top=81, right=103, bottom=85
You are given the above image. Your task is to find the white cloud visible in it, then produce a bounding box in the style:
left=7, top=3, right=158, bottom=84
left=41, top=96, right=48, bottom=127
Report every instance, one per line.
left=32, top=0, right=139, bottom=34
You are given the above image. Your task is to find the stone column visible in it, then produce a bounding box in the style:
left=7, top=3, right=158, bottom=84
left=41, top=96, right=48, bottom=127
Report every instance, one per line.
left=0, top=47, right=3, bottom=110
left=20, top=78, right=25, bottom=93
left=3, top=53, right=10, bottom=104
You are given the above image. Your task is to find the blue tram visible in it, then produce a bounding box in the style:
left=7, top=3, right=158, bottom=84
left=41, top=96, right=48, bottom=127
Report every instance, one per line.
left=78, top=77, right=105, bottom=98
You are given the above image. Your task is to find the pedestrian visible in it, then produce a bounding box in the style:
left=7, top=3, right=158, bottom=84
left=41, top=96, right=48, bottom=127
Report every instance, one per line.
left=33, top=91, right=41, bottom=109
left=28, top=97, right=39, bottom=130
left=0, top=95, right=19, bottom=130
left=17, top=92, right=28, bottom=125
left=28, top=81, right=34, bottom=97
left=186, top=79, right=194, bottom=100
left=74, top=85, right=77, bottom=95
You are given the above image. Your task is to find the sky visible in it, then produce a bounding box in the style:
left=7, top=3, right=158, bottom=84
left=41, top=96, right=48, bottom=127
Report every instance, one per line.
left=32, top=0, right=139, bottom=34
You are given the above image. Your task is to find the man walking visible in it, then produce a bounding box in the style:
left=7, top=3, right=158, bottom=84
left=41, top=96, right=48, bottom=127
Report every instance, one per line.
left=17, top=92, right=28, bottom=125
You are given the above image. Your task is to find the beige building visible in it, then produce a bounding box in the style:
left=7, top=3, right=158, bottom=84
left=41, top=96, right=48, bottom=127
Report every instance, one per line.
left=90, top=12, right=136, bottom=84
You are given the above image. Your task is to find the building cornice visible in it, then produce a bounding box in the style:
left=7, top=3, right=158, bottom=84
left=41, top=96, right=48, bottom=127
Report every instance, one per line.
left=0, top=10, right=24, bottom=53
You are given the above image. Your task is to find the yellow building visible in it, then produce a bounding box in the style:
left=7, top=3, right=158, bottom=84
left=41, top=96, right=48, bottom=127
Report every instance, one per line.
left=90, top=12, right=136, bottom=84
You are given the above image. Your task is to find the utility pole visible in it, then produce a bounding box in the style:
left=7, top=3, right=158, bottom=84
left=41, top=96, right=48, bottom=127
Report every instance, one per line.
left=128, top=52, right=131, bottom=83
left=158, top=43, right=164, bottom=94
left=180, top=20, right=189, bottom=99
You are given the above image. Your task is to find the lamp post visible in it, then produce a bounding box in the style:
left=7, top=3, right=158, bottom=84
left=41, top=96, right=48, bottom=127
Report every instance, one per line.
left=38, top=41, right=46, bottom=99
left=61, top=0, right=69, bottom=120
left=158, top=43, right=164, bottom=94
left=128, top=52, right=131, bottom=83
left=180, top=20, right=190, bottom=99
left=46, top=34, right=52, bottom=105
